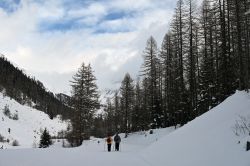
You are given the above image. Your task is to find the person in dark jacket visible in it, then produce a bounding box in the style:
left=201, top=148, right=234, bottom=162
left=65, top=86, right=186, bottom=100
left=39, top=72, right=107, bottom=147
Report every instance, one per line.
left=114, top=133, right=121, bottom=151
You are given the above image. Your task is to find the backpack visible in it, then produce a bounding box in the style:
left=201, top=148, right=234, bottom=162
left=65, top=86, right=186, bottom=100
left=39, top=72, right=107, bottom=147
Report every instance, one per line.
left=107, top=137, right=112, bottom=144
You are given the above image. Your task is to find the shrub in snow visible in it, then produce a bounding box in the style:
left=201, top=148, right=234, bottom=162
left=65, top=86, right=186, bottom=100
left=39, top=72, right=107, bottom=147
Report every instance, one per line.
left=62, top=139, right=65, bottom=147
left=2, top=105, right=19, bottom=120
left=12, top=140, right=20, bottom=146
left=3, top=105, right=11, bottom=117
left=39, top=128, right=52, bottom=148
left=32, top=141, right=38, bottom=148
left=66, top=131, right=78, bottom=147
left=233, top=115, right=250, bottom=136
left=247, top=141, right=250, bottom=151
left=0, top=134, right=4, bottom=142
left=57, top=130, right=67, bottom=139
left=61, top=139, right=72, bottom=148
left=12, top=113, right=19, bottom=120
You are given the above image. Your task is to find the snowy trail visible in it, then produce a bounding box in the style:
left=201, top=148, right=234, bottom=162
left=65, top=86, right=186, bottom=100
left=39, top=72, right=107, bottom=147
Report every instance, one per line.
left=0, top=142, right=152, bottom=166
left=0, top=128, right=174, bottom=166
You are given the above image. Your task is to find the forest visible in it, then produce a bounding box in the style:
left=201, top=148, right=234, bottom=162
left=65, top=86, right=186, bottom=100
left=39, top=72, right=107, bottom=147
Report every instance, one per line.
left=0, top=55, right=73, bottom=120
left=85, top=0, right=250, bottom=140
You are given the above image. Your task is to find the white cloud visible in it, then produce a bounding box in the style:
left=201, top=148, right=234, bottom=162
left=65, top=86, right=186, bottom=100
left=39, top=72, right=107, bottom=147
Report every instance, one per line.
left=66, top=2, right=107, bottom=26
left=0, top=0, right=178, bottom=95
left=37, top=1, right=65, bottom=20
left=67, top=2, right=107, bottom=18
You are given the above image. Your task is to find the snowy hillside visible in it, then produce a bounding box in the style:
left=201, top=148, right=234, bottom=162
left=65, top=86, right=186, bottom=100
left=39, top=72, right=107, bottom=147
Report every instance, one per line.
left=0, top=92, right=69, bottom=149
left=0, top=91, right=250, bottom=166
left=142, top=91, right=250, bottom=166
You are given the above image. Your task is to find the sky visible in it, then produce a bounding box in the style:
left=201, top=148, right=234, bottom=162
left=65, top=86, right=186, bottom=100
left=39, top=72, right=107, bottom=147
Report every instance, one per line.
left=0, top=0, right=201, bottom=96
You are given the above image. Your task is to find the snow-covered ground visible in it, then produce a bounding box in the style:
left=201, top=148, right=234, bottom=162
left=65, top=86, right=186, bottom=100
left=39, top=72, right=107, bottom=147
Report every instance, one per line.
left=142, top=91, right=250, bottom=166
left=0, top=91, right=250, bottom=166
left=0, top=92, right=69, bottom=149
left=0, top=128, right=176, bottom=166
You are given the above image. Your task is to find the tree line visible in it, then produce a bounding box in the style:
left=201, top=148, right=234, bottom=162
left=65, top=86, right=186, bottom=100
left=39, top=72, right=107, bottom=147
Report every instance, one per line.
left=0, top=55, right=73, bottom=120
left=93, top=0, right=250, bottom=137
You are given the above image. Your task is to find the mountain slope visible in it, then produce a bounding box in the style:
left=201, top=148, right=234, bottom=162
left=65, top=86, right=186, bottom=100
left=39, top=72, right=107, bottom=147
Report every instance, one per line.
left=141, top=91, right=250, bottom=166
left=0, top=55, right=73, bottom=120
left=0, top=92, right=69, bottom=149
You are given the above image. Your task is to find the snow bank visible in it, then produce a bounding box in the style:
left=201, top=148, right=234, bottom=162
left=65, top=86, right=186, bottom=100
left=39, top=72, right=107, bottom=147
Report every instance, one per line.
left=141, top=91, right=250, bottom=166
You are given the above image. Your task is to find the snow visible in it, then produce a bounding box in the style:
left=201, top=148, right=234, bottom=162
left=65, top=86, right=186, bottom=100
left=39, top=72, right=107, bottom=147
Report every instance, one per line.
left=0, top=92, right=69, bottom=149
left=141, top=91, right=250, bottom=166
left=0, top=128, right=175, bottom=166
left=0, top=91, right=250, bottom=166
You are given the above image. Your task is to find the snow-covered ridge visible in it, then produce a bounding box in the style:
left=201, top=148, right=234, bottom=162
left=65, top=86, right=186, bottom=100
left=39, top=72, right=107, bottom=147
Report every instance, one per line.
left=0, top=92, right=69, bottom=149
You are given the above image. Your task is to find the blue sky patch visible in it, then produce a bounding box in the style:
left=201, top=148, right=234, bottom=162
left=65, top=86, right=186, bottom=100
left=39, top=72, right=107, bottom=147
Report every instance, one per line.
left=94, top=26, right=132, bottom=34
left=0, top=0, right=20, bottom=13
left=105, top=11, right=129, bottom=20
left=38, top=19, right=84, bottom=32
left=38, top=8, right=135, bottom=33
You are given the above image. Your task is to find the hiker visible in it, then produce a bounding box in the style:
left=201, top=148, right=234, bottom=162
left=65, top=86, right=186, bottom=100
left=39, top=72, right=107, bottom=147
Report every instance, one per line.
left=114, top=133, right=121, bottom=151
left=106, top=135, right=112, bottom=152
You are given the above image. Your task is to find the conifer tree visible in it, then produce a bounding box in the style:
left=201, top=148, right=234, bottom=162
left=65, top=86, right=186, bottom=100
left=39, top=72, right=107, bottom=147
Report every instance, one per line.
left=113, top=91, right=122, bottom=132
left=39, top=128, right=52, bottom=148
left=120, top=73, right=134, bottom=136
left=70, top=62, right=100, bottom=146
left=168, top=0, right=191, bottom=126
left=141, top=36, right=163, bottom=128
left=197, top=0, right=218, bottom=115
left=132, top=79, right=143, bottom=131
left=160, top=33, right=176, bottom=127
left=140, top=77, right=151, bottom=130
